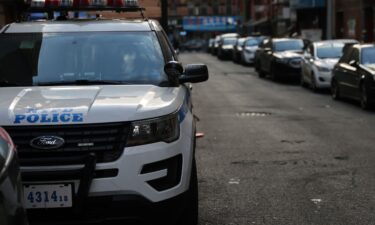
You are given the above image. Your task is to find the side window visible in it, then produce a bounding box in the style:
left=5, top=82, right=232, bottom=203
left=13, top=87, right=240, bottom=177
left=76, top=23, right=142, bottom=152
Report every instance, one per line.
left=309, top=45, right=314, bottom=57
left=352, top=49, right=359, bottom=62
left=339, top=47, right=353, bottom=64
left=260, top=39, right=269, bottom=48
left=346, top=48, right=359, bottom=64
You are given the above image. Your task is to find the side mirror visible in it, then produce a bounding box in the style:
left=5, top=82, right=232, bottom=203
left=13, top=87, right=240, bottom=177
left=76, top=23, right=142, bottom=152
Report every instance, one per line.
left=349, top=60, right=358, bottom=67
left=164, top=61, right=184, bottom=85
left=264, top=48, right=272, bottom=54
left=180, top=64, right=209, bottom=84
left=165, top=61, right=183, bottom=77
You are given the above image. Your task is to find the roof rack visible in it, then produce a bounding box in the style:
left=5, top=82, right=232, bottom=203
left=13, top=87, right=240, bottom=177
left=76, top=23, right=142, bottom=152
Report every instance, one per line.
left=25, top=0, right=147, bottom=19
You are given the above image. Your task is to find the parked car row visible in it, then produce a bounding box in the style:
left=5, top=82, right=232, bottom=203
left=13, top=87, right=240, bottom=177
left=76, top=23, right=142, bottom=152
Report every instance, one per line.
left=209, top=33, right=375, bottom=110
left=207, top=33, right=267, bottom=65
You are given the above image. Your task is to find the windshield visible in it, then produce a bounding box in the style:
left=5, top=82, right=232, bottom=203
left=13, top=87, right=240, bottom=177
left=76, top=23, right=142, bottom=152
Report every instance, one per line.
left=361, top=47, right=375, bottom=65
left=223, top=38, right=237, bottom=45
left=274, top=40, right=304, bottom=52
left=0, top=32, right=166, bottom=86
left=316, top=43, right=345, bottom=59
left=245, top=38, right=259, bottom=47
left=237, top=39, right=246, bottom=46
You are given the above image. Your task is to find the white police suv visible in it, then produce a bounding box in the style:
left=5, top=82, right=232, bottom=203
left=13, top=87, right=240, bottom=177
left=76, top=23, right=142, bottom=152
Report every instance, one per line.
left=0, top=1, right=208, bottom=224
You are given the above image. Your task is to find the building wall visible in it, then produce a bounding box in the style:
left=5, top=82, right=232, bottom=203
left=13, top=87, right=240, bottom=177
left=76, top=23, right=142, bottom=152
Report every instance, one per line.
left=100, top=0, right=161, bottom=19
left=335, top=0, right=375, bottom=42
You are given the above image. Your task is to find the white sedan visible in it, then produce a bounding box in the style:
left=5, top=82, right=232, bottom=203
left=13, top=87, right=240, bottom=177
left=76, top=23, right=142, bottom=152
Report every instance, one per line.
left=241, top=37, right=262, bottom=65
left=301, top=39, right=358, bottom=91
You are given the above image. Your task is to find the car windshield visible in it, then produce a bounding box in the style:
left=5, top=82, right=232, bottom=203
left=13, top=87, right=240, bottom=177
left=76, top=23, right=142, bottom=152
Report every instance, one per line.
left=316, top=43, right=345, bottom=59
left=361, top=47, right=375, bottom=65
left=245, top=38, right=259, bottom=46
left=274, top=40, right=304, bottom=52
left=237, top=39, right=246, bottom=46
left=223, top=38, right=237, bottom=45
left=0, top=32, right=167, bottom=87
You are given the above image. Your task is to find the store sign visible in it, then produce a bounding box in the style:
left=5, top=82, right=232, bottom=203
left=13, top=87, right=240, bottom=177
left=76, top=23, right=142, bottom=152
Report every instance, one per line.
left=183, top=16, right=240, bottom=31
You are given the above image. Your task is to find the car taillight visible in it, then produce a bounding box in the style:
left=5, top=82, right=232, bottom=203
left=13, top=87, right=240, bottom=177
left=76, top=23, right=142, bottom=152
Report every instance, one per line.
left=0, top=128, right=14, bottom=150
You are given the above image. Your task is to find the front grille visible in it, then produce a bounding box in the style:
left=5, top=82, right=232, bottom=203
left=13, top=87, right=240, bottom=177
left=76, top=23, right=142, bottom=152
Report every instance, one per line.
left=289, top=58, right=302, bottom=68
left=4, top=123, right=130, bottom=166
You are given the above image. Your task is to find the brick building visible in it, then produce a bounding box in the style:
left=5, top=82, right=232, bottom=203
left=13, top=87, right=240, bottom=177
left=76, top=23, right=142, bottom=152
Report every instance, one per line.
left=334, top=0, right=374, bottom=42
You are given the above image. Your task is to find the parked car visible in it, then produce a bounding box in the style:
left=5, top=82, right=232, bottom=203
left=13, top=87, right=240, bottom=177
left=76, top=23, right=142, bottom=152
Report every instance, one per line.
left=241, top=36, right=265, bottom=65
left=255, top=38, right=304, bottom=80
left=217, top=33, right=239, bottom=60
left=182, top=39, right=206, bottom=52
left=331, top=44, right=375, bottom=109
left=211, top=35, right=222, bottom=55
left=301, top=39, right=359, bottom=91
left=232, top=37, right=247, bottom=63
left=0, top=127, right=28, bottom=225
left=207, top=38, right=215, bottom=53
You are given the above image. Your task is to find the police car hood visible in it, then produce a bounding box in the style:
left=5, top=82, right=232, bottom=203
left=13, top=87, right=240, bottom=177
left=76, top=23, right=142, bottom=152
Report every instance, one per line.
left=0, top=85, right=184, bottom=125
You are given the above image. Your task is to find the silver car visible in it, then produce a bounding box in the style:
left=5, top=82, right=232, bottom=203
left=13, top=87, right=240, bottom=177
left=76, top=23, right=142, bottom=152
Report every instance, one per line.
left=301, top=39, right=358, bottom=91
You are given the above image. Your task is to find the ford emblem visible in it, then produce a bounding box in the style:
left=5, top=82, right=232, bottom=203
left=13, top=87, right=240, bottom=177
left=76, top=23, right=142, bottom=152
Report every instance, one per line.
left=30, top=136, right=65, bottom=150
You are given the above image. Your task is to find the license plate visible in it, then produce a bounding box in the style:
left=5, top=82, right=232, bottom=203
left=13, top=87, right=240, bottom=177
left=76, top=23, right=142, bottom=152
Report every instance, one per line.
left=23, top=184, right=73, bottom=209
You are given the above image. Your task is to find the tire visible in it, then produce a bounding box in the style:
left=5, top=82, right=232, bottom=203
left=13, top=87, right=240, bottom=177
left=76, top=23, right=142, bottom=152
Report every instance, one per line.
left=176, top=159, right=198, bottom=225
left=300, top=74, right=307, bottom=87
left=331, top=79, right=341, bottom=100
left=270, top=63, right=278, bottom=81
left=360, top=83, right=372, bottom=110
left=311, top=73, right=318, bottom=92
left=256, top=60, right=265, bottom=78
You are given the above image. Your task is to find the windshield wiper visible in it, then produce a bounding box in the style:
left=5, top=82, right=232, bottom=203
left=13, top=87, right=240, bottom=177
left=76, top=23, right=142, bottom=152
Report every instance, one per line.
left=37, top=80, right=130, bottom=86
left=0, top=80, right=21, bottom=87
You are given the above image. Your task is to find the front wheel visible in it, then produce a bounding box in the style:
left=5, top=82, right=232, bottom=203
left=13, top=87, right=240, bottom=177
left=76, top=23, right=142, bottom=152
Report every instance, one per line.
left=331, top=79, right=341, bottom=100
left=311, top=73, right=318, bottom=92
left=360, top=84, right=372, bottom=110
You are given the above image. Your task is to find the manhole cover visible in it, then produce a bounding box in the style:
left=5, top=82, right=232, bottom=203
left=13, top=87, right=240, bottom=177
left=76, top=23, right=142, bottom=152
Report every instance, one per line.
left=236, top=112, right=272, bottom=117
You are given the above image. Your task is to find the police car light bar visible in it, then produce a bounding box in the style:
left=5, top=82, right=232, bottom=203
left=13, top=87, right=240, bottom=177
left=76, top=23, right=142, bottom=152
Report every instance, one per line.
left=28, top=0, right=144, bottom=12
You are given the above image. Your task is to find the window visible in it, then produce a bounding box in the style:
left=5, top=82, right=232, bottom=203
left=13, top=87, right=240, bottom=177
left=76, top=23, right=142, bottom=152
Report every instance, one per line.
left=361, top=47, right=375, bottom=65
left=316, top=43, right=345, bottom=59
left=0, top=32, right=167, bottom=86
left=273, top=40, right=304, bottom=52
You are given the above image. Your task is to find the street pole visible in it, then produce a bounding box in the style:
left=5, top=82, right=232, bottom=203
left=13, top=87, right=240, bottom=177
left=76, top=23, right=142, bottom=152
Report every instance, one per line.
left=326, top=0, right=333, bottom=39
left=161, top=0, right=168, bottom=32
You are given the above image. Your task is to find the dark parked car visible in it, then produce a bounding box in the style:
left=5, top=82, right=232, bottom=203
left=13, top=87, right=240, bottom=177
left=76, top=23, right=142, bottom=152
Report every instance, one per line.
left=207, top=38, right=215, bottom=53
left=217, top=33, right=239, bottom=60
left=232, top=37, right=247, bottom=63
left=0, top=127, right=28, bottom=225
left=331, top=44, right=375, bottom=109
left=211, top=35, right=222, bottom=55
left=255, top=38, right=304, bottom=80
left=182, top=39, right=206, bottom=52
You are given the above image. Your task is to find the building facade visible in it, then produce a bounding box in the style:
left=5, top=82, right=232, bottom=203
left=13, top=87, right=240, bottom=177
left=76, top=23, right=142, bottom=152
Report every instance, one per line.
left=334, top=0, right=374, bottom=42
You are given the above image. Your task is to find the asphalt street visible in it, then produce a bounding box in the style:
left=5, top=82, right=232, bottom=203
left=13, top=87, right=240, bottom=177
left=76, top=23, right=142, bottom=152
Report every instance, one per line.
left=180, top=52, right=375, bottom=225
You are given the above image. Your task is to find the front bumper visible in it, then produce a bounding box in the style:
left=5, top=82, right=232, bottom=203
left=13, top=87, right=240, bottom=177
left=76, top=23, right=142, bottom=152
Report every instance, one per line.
left=243, top=52, right=255, bottom=63
left=274, top=62, right=301, bottom=78
left=315, top=70, right=332, bottom=88
left=27, top=191, right=190, bottom=224
left=20, top=113, right=195, bottom=223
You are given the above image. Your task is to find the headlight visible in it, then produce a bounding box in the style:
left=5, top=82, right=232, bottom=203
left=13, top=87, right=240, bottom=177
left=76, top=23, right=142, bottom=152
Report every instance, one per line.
left=275, top=57, right=288, bottom=64
left=126, top=113, right=180, bottom=146
left=317, top=65, right=331, bottom=72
